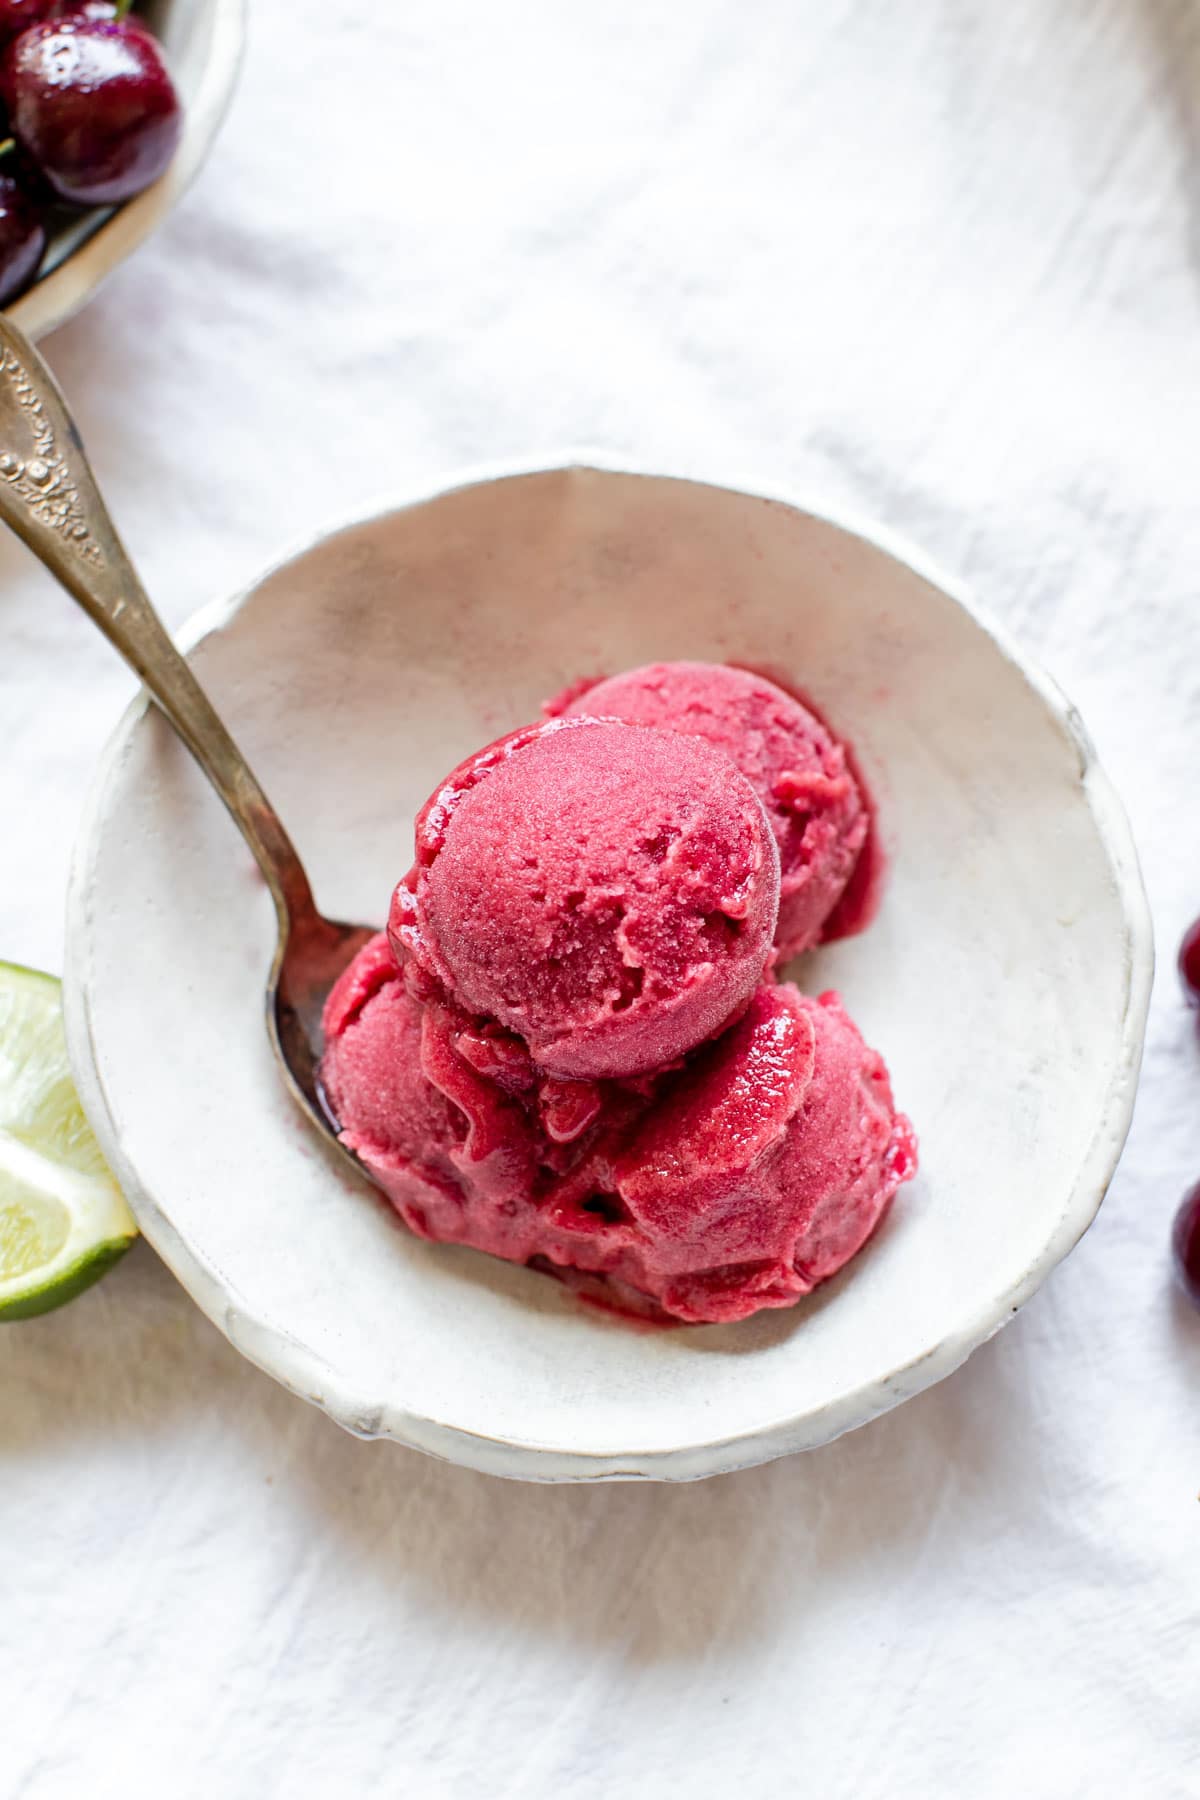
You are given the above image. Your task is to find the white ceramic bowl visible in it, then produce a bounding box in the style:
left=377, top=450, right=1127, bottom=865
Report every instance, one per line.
left=64, top=460, right=1153, bottom=1482
left=8, top=0, right=245, bottom=341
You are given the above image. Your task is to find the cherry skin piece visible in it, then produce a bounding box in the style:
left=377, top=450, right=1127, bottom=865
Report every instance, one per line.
left=0, top=170, right=44, bottom=301
left=0, top=2, right=115, bottom=48
left=1, top=14, right=182, bottom=206
left=0, top=1, right=63, bottom=49
left=1172, top=1182, right=1200, bottom=1310
left=1179, top=915, right=1200, bottom=1008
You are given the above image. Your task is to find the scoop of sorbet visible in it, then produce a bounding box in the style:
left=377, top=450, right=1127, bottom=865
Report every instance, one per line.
left=608, top=983, right=916, bottom=1322
left=390, top=716, right=781, bottom=1081
left=550, top=661, right=870, bottom=959
left=320, top=932, right=540, bottom=1251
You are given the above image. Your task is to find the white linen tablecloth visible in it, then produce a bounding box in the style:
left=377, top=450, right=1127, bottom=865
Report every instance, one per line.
left=4, top=1, right=1199, bottom=1792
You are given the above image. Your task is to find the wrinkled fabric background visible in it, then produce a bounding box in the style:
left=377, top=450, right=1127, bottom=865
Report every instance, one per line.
left=4, top=1, right=1199, bottom=1793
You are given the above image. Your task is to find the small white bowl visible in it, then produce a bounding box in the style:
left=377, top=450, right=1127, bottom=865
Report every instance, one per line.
left=63, top=460, right=1153, bottom=1482
left=8, top=0, right=245, bottom=341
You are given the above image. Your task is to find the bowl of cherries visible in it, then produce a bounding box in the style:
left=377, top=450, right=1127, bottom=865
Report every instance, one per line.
left=0, top=0, right=242, bottom=338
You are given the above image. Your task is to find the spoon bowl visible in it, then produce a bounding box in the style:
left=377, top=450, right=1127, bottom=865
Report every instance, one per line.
left=273, top=913, right=376, bottom=1145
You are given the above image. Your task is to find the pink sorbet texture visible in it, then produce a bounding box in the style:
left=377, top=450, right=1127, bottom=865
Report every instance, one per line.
left=549, top=661, right=870, bottom=959
left=322, top=939, right=915, bottom=1326
left=390, top=715, right=781, bottom=1081
left=319, top=659, right=915, bottom=1327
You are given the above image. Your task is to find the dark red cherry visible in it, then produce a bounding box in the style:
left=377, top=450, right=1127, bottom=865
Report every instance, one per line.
left=1172, top=1182, right=1200, bottom=1309
left=1179, top=915, right=1200, bottom=1008
left=1, top=15, right=181, bottom=206
left=0, top=169, right=43, bottom=300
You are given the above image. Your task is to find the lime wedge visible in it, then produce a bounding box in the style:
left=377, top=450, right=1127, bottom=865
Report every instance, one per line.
left=0, top=961, right=137, bottom=1320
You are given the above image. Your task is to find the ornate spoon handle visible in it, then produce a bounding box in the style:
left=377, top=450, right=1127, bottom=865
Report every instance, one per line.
left=0, top=313, right=313, bottom=928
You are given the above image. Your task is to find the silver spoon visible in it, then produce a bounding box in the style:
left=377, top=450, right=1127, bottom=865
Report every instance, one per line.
left=0, top=312, right=374, bottom=1176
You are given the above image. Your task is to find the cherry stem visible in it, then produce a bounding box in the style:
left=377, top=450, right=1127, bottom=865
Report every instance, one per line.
left=0, top=139, right=14, bottom=162
left=115, top=0, right=134, bottom=15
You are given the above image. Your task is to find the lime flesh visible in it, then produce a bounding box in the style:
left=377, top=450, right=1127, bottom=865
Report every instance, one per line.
left=0, top=961, right=137, bottom=1320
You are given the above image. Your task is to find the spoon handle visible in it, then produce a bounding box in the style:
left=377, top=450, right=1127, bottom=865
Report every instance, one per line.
left=0, top=312, right=314, bottom=928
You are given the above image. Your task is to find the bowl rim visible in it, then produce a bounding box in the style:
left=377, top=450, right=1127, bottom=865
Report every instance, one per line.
left=62, top=453, right=1156, bottom=1483
left=7, top=0, right=247, bottom=343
